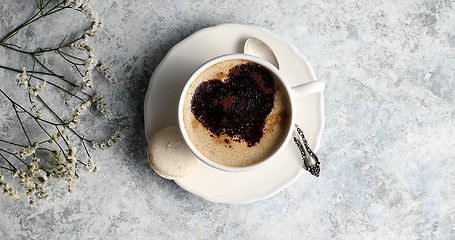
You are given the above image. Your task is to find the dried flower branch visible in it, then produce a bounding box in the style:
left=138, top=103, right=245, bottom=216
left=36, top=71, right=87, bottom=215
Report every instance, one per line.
left=0, top=0, right=121, bottom=205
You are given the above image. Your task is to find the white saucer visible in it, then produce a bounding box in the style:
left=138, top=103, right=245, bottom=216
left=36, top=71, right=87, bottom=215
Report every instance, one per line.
left=144, top=24, right=325, bottom=204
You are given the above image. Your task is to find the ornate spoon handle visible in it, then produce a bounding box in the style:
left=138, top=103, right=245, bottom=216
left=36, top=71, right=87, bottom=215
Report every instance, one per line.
left=292, top=124, right=321, bottom=177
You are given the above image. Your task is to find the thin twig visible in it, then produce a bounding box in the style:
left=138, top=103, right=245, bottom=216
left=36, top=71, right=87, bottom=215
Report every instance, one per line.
left=12, top=104, right=32, bottom=145
left=0, top=139, right=28, bottom=148
left=0, top=166, right=14, bottom=172
left=33, top=119, right=67, bottom=162
left=0, top=149, right=29, bottom=167
left=0, top=153, right=17, bottom=170
left=32, top=55, right=79, bottom=87
left=37, top=95, right=93, bottom=143
left=0, top=89, right=68, bottom=126
left=0, top=0, right=58, bottom=43
left=58, top=50, right=86, bottom=62
left=81, top=136, right=91, bottom=159
left=55, top=50, right=85, bottom=77
left=35, top=149, right=58, bottom=168
left=0, top=65, right=64, bottom=78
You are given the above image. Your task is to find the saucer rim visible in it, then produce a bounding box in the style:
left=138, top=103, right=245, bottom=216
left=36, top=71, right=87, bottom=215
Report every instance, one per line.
left=144, top=23, right=325, bottom=204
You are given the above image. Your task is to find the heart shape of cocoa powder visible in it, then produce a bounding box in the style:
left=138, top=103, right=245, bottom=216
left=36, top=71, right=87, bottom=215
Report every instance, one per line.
left=191, top=62, right=276, bottom=147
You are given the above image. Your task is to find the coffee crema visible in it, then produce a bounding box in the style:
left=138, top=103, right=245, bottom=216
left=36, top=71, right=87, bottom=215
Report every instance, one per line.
left=183, top=59, right=291, bottom=167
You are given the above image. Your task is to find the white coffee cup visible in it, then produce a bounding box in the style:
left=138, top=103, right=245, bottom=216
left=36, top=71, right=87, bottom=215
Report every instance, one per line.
left=178, top=54, right=324, bottom=172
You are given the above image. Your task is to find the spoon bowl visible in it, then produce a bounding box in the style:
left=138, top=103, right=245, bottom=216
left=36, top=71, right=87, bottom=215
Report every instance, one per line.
left=244, top=37, right=323, bottom=176
left=244, top=38, right=325, bottom=98
left=244, top=37, right=280, bottom=69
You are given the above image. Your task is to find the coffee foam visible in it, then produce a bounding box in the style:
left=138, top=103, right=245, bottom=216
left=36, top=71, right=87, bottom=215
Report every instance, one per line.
left=183, top=59, right=291, bottom=167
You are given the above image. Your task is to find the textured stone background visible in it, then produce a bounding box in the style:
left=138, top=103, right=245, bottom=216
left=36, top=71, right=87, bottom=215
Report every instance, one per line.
left=1, top=0, right=454, bottom=239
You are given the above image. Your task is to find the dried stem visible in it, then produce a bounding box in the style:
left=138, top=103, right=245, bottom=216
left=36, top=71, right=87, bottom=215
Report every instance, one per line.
left=0, top=0, right=119, bottom=205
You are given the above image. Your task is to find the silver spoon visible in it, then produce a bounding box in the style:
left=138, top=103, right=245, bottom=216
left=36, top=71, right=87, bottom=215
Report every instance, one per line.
left=244, top=37, right=321, bottom=177
left=244, top=38, right=280, bottom=69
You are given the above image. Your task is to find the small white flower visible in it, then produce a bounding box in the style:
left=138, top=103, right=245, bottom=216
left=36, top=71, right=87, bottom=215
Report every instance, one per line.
left=16, top=68, right=28, bottom=89
left=92, top=141, right=99, bottom=149
left=37, top=188, right=49, bottom=199
left=82, top=99, right=91, bottom=108
left=29, top=157, right=49, bottom=185
left=84, top=158, right=97, bottom=172
left=80, top=70, right=94, bottom=92
left=28, top=81, right=46, bottom=96
left=12, top=170, right=20, bottom=179
left=85, top=16, right=102, bottom=37
left=1, top=176, right=20, bottom=200
left=91, top=132, right=122, bottom=151
left=68, top=122, right=76, bottom=129
left=99, top=143, right=106, bottom=150
left=29, top=162, right=36, bottom=173
left=85, top=52, right=98, bottom=70
left=65, top=0, right=84, bottom=9
left=71, top=40, right=92, bottom=52
left=71, top=100, right=91, bottom=123
left=76, top=100, right=91, bottom=115
left=81, top=80, right=93, bottom=92
left=81, top=4, right=95, bottom=18
left=94, top=96, right=111, bottom=119
left=35, top=170, right=48, bottom=184
left=83, top=70, right=92, bottom=82
left=48, top=133, right=57, bottom=145
left=18, top=142, right=39, bottom=159
left=67, top=156, right=77, bottom=165
left=97, top=61, right=117, bottom=84
left=16, top=170, right=37, bottom=204
left=30, top=100, right=42, bottom=119
left=67, top=143, right=77, bottom=157
left=110, top=132, right=124, bottom=144
left=57, top=128, right=68, bottom=138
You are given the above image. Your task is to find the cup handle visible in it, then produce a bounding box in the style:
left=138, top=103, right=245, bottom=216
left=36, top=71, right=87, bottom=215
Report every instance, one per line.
left=291, top=80, right=325, bottom=98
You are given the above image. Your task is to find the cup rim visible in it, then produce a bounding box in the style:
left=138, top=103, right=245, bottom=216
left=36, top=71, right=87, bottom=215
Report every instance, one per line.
left=178, top=53, right=296, bottom=172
